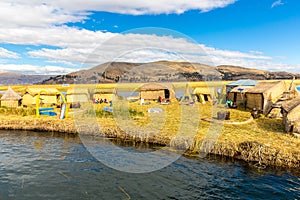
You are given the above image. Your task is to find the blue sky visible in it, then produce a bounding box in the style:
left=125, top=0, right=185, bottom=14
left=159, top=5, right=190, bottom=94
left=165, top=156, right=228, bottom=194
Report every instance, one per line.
left=0, top=0, right=299, bottom=74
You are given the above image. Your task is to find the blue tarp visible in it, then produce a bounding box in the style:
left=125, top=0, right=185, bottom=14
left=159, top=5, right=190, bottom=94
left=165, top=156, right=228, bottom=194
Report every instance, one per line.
left=226, top=79, right=258, bottom=86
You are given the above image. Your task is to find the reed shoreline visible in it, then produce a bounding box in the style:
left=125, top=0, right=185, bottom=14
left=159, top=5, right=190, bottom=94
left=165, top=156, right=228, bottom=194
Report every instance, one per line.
left=0, top=116, right=299, bottom=169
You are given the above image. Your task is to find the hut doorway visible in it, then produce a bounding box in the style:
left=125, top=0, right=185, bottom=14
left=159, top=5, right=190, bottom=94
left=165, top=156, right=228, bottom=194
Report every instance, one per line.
left=233, top=93, right=237, bottom=102
left=164, top=89, right=170, bottom=99
left=204, top=94, right=210, bottom=101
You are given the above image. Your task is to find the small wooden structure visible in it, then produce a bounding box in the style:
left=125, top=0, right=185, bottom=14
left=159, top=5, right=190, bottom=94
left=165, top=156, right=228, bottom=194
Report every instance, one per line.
left=193, top=87, right=215, bottom=103
left=140, top=82, right=175, bottom=101
left=227, top=86, right=253, bottom=106
left=92, top=88, right=117, bottom=102
left=66, top=88, right=89, bottom=103
left=22, top=87, right=59, bottom=106
left=0, top=87, right=22, bottom=107
left=281, top=97, right=300, bottom=133
left=245, top=81, right=287, bottom=114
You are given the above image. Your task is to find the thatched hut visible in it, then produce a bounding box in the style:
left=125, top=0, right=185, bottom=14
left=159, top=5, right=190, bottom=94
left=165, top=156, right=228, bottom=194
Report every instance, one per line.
left=66, top=88, right=89, bottom=103
left=281, top=97, right=300, bottom=133
left=227, top=86, right=253, bottom=106
left=22, top=87, right=59, bottom=106
left=245, top=81, right=287, bottom=114
left=226, top=79, right=258, bottom=93
left=0, top=87, right=22, bottom=107
left=92, top=88, right=117, bottom=102
left=193, top=87, right=216, bottom=103
left=140, top=82, right=175, bottom=100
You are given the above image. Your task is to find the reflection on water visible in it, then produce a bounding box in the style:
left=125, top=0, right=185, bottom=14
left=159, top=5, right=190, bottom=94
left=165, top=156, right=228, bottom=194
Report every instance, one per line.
left=0, top=130, right=299, bottom=199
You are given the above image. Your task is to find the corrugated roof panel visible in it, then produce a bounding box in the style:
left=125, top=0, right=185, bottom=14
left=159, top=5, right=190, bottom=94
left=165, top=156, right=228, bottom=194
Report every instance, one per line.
left=226, top=79, right=258, bottom=86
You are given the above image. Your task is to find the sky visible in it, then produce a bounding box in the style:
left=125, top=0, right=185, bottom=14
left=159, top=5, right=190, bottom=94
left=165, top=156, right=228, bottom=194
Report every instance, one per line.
left=0, top=0, right=299, bottom=75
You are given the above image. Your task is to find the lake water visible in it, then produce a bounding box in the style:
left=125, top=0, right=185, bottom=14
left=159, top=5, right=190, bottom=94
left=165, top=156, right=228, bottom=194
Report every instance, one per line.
left=0, top=130, right=299, bottom=199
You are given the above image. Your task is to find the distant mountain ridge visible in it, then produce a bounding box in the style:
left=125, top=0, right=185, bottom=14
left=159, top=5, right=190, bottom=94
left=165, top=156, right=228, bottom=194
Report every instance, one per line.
left=0, top=72, right=51, bottom=85
left=42, top=61, right=300, bottom=84
left=1, top=61, right=299, bottom=85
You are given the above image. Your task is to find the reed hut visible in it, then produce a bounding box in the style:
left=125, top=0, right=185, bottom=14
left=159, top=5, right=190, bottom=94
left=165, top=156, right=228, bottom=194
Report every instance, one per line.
left=92, top=88, right=117, bottom=102
left=66, top=88, right=89, bottom=103
left=0, top=87, right=22, bottom=107
left=281, top=97, right=300, bottom=133
left=226, top=79, right=258, bottom=93
left=22, top=87, right=59, bottom=106
left=193, top=87, right=215, bottom=103
left=227, top=86, right=253, bottom=106
left=140, top=82, right=175, bottom=101
left=245, top=81, right=287, bottom=114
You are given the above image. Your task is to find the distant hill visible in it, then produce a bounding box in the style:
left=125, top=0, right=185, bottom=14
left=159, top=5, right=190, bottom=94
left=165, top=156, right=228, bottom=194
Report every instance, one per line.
left=40, top=61, right=300, bottom=84
left=0, top=72, right=51, bottom=85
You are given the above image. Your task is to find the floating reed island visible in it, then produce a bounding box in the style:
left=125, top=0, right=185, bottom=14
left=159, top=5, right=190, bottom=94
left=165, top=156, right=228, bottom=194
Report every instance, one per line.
left=0, top=101, right=300, bottom=169
left=0, top=80, right=300, bottom=169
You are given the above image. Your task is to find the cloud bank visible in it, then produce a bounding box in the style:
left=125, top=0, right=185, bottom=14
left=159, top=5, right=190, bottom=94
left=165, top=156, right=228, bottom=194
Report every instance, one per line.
left=0, top=0, right=297, bottom=75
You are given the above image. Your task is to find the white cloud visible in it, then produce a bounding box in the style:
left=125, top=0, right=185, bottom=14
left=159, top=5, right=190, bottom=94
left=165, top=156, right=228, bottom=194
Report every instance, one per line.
left=0, top=64, right=76, bottom=75
left=0, top=24, right=297, bottom=74
left=0, top=0, right=237, bottom=22
left=271, top=0, right=284, bottom=8
left=0, top=2, right=87, bottom=28
left=0, top=47, right=20, bottom=58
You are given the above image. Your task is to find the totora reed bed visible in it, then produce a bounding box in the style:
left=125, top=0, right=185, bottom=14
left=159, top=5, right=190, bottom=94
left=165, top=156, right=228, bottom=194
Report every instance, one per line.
left=0, top=101, right=300, bottom=169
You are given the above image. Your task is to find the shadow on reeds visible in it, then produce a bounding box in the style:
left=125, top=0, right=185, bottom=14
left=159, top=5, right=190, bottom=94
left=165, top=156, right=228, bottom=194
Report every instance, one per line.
left=255, top=117, right=284, bottom=133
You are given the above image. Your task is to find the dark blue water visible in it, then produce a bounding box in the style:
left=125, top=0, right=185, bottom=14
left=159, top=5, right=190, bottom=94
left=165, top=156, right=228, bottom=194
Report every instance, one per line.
left=0, top=130, right=299, bottom=199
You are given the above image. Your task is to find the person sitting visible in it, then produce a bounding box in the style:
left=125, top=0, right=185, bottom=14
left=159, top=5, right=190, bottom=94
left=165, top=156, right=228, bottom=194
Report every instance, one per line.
left=158, top=96, right=162, bottom=103
left=251, top=108, right=260, bottom=119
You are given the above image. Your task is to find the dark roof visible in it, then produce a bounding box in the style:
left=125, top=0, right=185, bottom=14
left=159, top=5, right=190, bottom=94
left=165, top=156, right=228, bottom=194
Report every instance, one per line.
left=282, top=97, right=300, bottom=113
left=229, top=86, right=254, bottom=93
left=226, top=79, right=258, bottom=87
left=246, top=81, right=284, bottom=94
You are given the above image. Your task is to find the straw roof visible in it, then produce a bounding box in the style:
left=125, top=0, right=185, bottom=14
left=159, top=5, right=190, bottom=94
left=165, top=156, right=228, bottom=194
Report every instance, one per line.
left=1, top=87, right=21, bottom=100
left=246, top=81, right=284, bottom=94
left=67, top=88, right=89, bottom=95
left=140, top=82, right=174, bottom=91
left=24, top=87, right=59, bottom=96
left=282, top=97, right=300, bottom=113
left=230, top=86, right=254, bottom=93
left=226, top=79, right=258, bottom=87
left=193, top=87, right=214, bottom=95
left=93, top=88, right=116, bottom=94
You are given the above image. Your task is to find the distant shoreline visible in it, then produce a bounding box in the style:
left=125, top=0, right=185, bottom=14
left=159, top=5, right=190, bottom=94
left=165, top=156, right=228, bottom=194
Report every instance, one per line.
left=0, top=116, right=299, bottom=169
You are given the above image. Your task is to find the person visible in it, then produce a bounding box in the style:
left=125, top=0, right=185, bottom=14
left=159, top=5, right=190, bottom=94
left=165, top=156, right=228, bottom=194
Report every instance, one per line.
left=104, top=98, right=108, bottom=103
left=226, top=100, right=233, bottom=108
left=251, top=108, right=260, bottom=119
left=158, top=96, right=162, bottom=103
left=100, top=99, right=103, bottom=104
